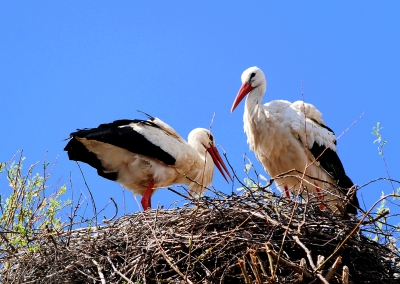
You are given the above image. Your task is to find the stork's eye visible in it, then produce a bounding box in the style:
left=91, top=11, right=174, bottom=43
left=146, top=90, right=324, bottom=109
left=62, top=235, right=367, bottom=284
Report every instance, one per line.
left=250, top=72, right=256, bottom=79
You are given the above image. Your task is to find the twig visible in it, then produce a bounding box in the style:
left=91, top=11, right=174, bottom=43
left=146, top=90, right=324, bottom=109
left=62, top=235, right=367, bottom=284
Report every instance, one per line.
left=267, top=245, right=275, bottom=277
left=362, top=208, right=390, bottom=224
left=317, top=255, right=325, bottom=268
left=107, top=256, right=134, bottom=284
left=293, top=236, right=316, bottom=270
left=92, top=259, right=106, bottom=284
left=103, top=198, right=118, bottom=223
left=342, top=266, right=349, bottom=284
left=249, top=249, right=263, bottom=284
left=238, top=258, right=252, bottom=284
left=75, top=160, right=98, bottom=226
left=324, top=256, right=342, bottom=281
left=255, top=251, right=270, bottom=282
left=266, top=242, right=313, bottom=279
left=293, top=236, right=329, bottom=284
left=298, top=258, right=307, bottom=282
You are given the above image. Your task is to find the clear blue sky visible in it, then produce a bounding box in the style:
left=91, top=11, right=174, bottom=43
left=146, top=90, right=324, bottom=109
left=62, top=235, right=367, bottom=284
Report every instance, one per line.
left=1, top=2, right=399, bottom=222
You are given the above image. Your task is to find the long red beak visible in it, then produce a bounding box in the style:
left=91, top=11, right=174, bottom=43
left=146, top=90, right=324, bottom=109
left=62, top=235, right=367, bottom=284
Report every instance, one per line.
left=231, top=82, right=254, bottom=112
left=207, top=145, right=232, bottom=183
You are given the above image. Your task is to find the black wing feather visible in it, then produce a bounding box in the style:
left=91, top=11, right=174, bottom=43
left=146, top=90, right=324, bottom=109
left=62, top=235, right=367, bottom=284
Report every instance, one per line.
left=64, top=138, right=119, bottom=181
left=64, top=119, right=176, bottom=181
left=309, top=142, right=359, bottom=214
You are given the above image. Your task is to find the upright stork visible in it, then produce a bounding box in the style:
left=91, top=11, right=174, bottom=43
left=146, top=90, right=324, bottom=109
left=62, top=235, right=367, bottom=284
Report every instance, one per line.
left=231, top=66, right=359, bottom=214
left=64, top=114, right=231, bottom=210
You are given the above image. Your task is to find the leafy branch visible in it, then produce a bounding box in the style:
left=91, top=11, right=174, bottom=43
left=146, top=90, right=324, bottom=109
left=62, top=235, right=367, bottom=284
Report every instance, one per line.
left=0, top=151, right=71, bottom=256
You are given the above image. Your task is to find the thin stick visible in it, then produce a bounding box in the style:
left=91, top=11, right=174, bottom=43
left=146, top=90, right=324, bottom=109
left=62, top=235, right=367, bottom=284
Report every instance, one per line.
left=75, top=160, right=97, bottom=226
left=92, top=259, right=106, bottom=284
left=249, top=250, right=263, bottom=284
left=107, top=256, right=134, bottom=284
left=238, top=258, right=252, bottom=284
left=342, top=266, right=349, bottom=284
left=293, top=236, right=316, bottom=270
left=266, top=243, right=313, bottom=279
left=324, top=256, right=342, bottom=281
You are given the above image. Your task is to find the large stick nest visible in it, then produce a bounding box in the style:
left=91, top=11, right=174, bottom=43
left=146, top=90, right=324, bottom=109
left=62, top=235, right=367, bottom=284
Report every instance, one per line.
left=1, top=186, right=399, bottom=283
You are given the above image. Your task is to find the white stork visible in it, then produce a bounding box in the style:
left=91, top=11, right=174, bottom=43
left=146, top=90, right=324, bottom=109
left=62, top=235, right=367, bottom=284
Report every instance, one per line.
left=231, top=66, right=359, bottom=214
left=64, top=114, right=231, bottom=211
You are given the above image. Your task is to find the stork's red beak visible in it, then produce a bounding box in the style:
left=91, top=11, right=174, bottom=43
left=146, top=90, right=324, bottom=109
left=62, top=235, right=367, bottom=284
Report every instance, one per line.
left=207, top=145, right=232, bottom=183
left=231, top=82, right=254, bottom=112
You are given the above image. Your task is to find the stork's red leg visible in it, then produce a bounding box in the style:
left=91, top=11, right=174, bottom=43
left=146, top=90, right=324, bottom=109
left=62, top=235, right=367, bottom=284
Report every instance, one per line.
left=284, top=185, right=290, bottom=199
left=314, top=182, right=325, bottom=210
left=141, top=178, right=155, bottom=211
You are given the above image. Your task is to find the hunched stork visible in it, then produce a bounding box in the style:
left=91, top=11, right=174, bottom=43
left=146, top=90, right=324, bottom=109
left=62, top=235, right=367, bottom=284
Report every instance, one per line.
left=231, top=66, right=359, bottom=214
left=64, top=114, right=231, bottom=210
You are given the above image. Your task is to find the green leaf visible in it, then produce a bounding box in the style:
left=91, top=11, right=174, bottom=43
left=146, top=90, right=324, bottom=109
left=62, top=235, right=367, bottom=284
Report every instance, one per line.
left=259, top=174, right=268, bottom=181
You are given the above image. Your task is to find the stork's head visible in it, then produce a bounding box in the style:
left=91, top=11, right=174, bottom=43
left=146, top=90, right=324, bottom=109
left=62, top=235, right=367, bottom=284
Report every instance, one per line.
left=231, top=66, right=267, bottom=112
left=188, top=128, right=232, bottom=182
